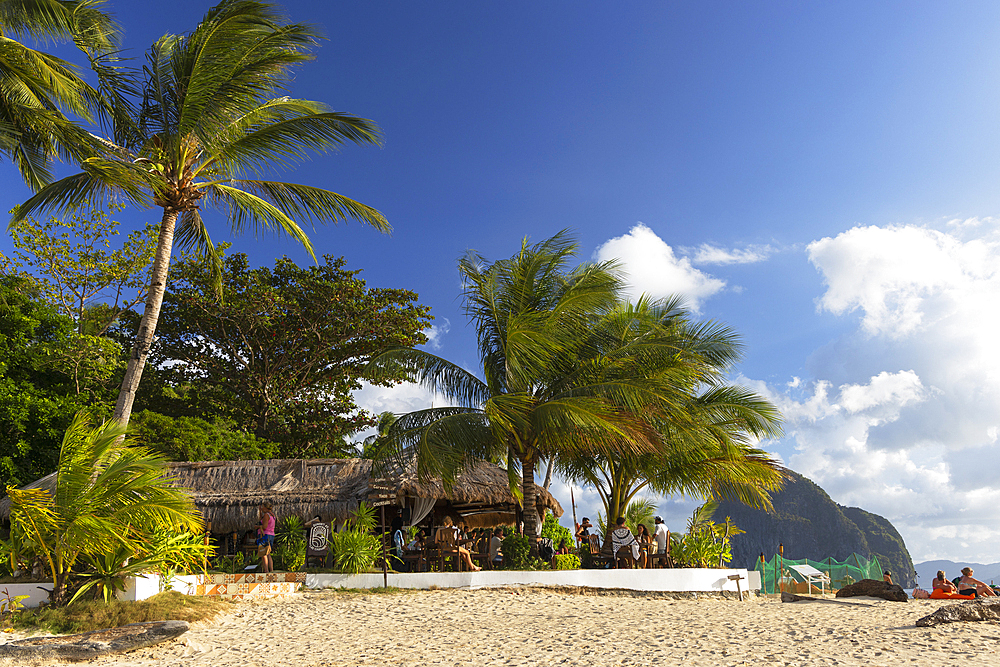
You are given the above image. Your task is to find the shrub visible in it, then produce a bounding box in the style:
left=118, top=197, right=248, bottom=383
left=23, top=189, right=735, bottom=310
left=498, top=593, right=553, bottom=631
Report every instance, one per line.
left=540, top=512, right=574, bottom=552
left=500, top=534, right=531, bottom=570
left=552, top=554, right=581, bottom=570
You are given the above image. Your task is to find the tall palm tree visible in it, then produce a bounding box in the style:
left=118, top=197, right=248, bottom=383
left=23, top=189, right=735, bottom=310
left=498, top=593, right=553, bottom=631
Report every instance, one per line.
left=559, top=297, right=785, bottom=530
left=6, top=411, right=201, bottom=605
left=0, top=0, right=118, bottom=188
left=11, top=0, right=390, bottom=427
left=367, top=231, right=715, bottom=539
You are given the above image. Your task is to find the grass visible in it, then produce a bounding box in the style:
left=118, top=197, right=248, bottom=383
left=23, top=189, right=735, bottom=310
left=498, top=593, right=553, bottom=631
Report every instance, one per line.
left=13, top=591, right=231, bottom=635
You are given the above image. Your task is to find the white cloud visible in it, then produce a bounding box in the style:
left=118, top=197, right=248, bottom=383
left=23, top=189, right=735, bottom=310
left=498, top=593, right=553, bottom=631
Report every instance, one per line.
left=594, top=223, right=725, bottom=312
left=423, top=318, right=450, bottom=350
left=686, top=243, right=774, bottom=265
left=756, top=220, right=1000, bottom=562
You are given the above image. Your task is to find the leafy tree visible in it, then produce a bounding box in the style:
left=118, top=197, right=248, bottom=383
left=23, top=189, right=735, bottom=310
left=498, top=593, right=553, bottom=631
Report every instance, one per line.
left=5, top=412, right=201, bottom=605
left=0, top=0, right=118, bottom=188
left=1, top=204, right=156, bottom=335
left=11, top=0, right=391, bottom=429
left=540, top=511, right=573, bottom=551
left=0, top=275, right=92, bottom=489
left=596, top=498, right=657, bottom=538
left=128, top=410, right=279, bottom=462
left=147, top=252, right=431, bottom=456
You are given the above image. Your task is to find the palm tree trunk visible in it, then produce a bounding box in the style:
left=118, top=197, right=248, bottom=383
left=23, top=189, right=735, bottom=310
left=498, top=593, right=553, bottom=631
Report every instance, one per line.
left=113, top=208, right=178, bottom=426
left=521, top=456, right=539, bottom=545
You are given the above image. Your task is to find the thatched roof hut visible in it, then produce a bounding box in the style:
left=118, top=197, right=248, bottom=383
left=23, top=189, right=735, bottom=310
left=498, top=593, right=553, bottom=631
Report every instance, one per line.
left=1, top=458, right=563, bottom=534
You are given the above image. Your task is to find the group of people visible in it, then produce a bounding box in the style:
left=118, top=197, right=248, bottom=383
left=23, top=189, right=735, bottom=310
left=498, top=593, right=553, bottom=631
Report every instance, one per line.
left=928, top=567, right=998, bottom=599
left=574, top=515, right=670, bottom=567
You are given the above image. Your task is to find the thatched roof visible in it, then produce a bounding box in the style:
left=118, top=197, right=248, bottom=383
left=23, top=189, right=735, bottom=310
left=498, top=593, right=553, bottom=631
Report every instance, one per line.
left=1, top=458, right=563, bottom=534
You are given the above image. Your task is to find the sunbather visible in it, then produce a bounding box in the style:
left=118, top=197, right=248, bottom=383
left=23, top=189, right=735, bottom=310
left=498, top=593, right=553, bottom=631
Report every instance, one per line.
left=958, top=567, right=996, bottom=597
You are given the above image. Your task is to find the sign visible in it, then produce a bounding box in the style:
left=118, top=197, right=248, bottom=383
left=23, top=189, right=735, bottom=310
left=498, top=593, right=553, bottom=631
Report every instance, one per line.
left=369, top=498, right=394, bottom=507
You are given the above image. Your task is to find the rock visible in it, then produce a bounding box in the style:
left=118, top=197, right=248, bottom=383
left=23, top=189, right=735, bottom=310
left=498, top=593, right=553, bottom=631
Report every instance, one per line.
left=917, top=598, right=1000, bottom=627
left=835, top=578, right=908, bottom=601
left=0, top=620, right=188, bottom=665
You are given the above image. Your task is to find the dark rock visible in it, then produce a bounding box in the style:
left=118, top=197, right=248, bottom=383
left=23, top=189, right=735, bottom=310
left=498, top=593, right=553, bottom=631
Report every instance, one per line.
left=835, top=578, right=908, bottom=602
left=917, top=598, right=1000, bottom=627
left=715, top=470, right=917, bottom=587
left=0, top=620, right=188, bottom=665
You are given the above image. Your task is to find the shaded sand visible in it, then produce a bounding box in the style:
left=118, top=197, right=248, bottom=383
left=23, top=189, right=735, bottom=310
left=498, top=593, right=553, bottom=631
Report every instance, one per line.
left=12, top=588, right=1000, bottom=666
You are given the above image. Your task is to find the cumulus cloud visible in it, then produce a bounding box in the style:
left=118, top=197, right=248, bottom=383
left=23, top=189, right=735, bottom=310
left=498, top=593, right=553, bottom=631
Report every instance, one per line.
left=686, top=243, right=774, bottom=265
left=594, top=223, right=725, bottom=312
left=423, top=319, right=450, bottom=350
left=757, top=220, right=1000, bottom=562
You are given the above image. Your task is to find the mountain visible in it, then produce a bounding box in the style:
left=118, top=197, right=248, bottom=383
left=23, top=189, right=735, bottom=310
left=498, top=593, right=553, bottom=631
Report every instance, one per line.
left=712, top=470, right=916, bottom=587
left=915, top=560, right=1000, bottom=588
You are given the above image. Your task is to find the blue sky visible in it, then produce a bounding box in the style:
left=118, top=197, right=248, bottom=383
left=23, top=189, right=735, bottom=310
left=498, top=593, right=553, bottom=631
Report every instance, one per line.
left=4, top=1, right=1000, bottom=564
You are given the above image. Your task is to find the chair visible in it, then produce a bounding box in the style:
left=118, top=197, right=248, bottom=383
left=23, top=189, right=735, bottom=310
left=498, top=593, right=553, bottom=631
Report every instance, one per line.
left=610, top=527, right=639, bottom=569
left=587, top=534, right=614, bottom=568
left=430, top=529, right=464, bottom=572
left=789, top=564, right=831, bottom=594
left=401, top=545, right=426, bottom=572
left=470, top=534, right=491, bottom=570
left=305, top=522, right=331, bottom=568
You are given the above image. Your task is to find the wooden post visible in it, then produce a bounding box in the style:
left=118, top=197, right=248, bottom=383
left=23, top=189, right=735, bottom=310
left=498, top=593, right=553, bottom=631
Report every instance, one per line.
left=380, top=504, right=388, bottom=589
left=778, top=542, right=784, bottom=594
left=204, top=521, right=212, bottom=572
left=759, top=552, right=765, bottom=593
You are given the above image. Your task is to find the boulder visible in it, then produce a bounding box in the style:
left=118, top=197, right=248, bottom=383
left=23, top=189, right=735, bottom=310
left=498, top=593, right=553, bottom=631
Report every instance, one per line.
left=0, top=620, right=188, bottom=665
left=917, top=598, right=1000, bottom=627
left=835, top=578, right=908, bottom=602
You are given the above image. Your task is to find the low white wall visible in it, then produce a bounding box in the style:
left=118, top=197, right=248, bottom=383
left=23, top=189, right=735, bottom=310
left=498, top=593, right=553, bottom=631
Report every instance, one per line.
left=306, top=568, right=757, bottom=594
left=0, top=581, right=51, bottom=608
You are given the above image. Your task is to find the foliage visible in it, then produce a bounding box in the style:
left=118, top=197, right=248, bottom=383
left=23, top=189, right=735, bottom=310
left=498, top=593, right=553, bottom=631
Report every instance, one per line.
left=13, top=591, right=228, bottom=635
left=149, top=252, right=430, bottom=455
left=552, top=554, right=581, bottom=570
left=669, top=501, right=744, bottom=568
left=1, top=587, right=29, bottom=630
left=330, top=503, right=381, bottom=574
left=12, top=0, right=391, bottom=429
left=5, top=412, right=202, bottom=605
left=500, top=534, right=531, bottom=570
left=1, top=205, right=156, bottom=336
left=129, top=410, right=279, bottom=462
left=540, top=512, right=574, bottom=551
left=274, top=516, right=306, bottom=572
left=0, top=0, right=118, bottom=189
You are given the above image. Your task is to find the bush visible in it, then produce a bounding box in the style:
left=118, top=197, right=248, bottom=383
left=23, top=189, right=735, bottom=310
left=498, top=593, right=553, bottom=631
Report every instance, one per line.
left=552, top=554, right=581, bottom=570
left=500, top=534, right=531, bottom=570
left=540, top=512, right=574, bottom=552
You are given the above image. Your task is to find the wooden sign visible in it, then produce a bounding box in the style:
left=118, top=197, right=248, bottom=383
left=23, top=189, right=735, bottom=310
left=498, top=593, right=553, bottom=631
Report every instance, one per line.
left=368, top=498, right=394, bottom=507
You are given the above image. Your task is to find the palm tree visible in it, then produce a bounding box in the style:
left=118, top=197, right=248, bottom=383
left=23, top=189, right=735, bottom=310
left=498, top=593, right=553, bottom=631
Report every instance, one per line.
left=5, top=411, right=201, bottom=605
left=0, top=0, right=118, bottom=188
left=11, top=0, right=390, bottom=427
left=367, top=231, right=720, bottom=539
left=559, top=297, right=785, bottom=530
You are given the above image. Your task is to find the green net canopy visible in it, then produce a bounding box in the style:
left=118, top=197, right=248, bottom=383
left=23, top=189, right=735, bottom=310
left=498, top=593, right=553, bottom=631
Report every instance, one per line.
left=754, top=553, right=884, bottom=595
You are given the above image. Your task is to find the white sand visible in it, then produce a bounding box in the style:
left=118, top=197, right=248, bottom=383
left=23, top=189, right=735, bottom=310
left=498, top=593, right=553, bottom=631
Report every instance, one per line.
left=13, top=588, right=1000, bottom=666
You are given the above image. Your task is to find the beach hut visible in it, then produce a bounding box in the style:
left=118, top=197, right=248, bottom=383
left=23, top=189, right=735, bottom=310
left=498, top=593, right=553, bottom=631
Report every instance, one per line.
left=1, top=458, right=563, bottom=537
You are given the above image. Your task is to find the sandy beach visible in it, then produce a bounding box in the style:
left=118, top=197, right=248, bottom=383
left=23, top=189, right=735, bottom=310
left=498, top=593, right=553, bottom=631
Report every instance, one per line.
left=2, top=588, right=991, bottom=667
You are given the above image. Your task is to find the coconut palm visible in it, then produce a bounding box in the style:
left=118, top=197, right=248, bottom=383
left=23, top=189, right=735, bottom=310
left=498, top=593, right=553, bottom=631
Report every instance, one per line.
left=10, top=0, right=390, bottom=427
left=5, top=411, right=201, bottom=605
left=559, top=297, right=785, bottom=530
left=0, top=0, right=118, bottom=188
left=367, top=230, right=739, bottom=539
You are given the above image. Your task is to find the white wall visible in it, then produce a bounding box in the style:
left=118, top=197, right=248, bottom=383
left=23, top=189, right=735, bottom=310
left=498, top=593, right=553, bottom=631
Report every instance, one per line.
left=307, top=568, right=757, bottom=594
left=0, top=581, right=51, bottom=609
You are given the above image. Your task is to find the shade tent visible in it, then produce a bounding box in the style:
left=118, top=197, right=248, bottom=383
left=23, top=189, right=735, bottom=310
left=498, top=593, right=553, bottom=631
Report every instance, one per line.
left=0, top=458, right=563, bottom=533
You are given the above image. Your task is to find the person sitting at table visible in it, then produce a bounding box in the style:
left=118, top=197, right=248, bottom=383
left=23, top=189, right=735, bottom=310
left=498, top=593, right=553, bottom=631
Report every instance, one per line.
left=635, top=524, right=652, bottom=568
left=958, top=567, right=997, bottom=597
left=435, top=516, right=481, bottom=571
left=575, top=518, right=593, bottom=544
left=489, top=527, right=504, bottom=569
left=406, top=530, right=425, bottom=551
left=555, top=538, right=571, bottom=555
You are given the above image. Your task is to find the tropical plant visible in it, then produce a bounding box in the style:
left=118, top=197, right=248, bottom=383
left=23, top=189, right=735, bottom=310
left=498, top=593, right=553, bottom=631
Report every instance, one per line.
left=540, top=511, right=573, bottom=551
left=500, top=534, right=531, bottom=570
left=274, top=516, right=306, bottom=571
left=669, top=501, right=744, bottom=569
left=596, top=498, right=657, bottom=538
left=5, top=412, right=202, bottom=605
left=1, top=588, right=29, bottom=631
left=329, top=502, right=380, bottom=574
left=0, top=0, right=118, bottom=189
left=557, top=297, right=785, bottom=532
left=552, top=554, right=581, bottom=570
left=11, top=0, right=390, bottom=429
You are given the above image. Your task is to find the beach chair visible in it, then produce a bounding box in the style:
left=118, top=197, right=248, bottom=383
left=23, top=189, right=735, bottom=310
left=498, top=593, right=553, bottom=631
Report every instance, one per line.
left=789, top=564, right=831, bottom=594
left=587, top=534, right=614, bottom=568
left=305, top=522, right=331, bottom=568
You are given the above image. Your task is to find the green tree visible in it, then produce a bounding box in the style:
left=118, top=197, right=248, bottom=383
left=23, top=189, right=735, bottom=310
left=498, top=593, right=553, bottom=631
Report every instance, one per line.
left=6, top=411, right=201, bottom=605
left=147, top=252, right=431, bottom=456
left=0, top=0, right=118, bottom=188
left=128, top=410, right=279, bottom=462
left=1, top=204, right=156, bottom=335
left=558, top=298, right=785, bottom=534
left=367, top=231, right=681, bottom=539
left=11, top=0, right=391, bottom=429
